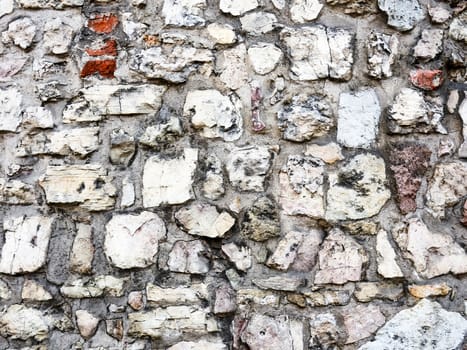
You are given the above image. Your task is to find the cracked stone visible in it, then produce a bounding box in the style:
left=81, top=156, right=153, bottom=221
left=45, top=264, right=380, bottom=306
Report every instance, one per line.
left=146, top=283, right=207, bottom=306
left=305, top=143, right=344, bottom=164
left=337, top=88, right=381, bottom=149
left=21, top=280, right=52, bottom=301
left=290, top=0, right=323, bottom=23
left=221, top=243, right=252, bottom=271
left=408, top=283, right=451, bottom=299
left=354, top=282, right=404, bottom=302
left=215, top=44, right=248, bottom=90
left=167, top=240, right=210, bottom=274
left=367, top=31, right=399, bottom=79
left=0, top=305, right=48, bottom=341
left=60, top=275, right=126, bottom=298
left=109, top=128, right=136, bottom=166
left=162, top=0, right=206, bottom=27
left=70, top=223, right=94, bottom=275
left=76, top=310, right=99, bottom=339
left=267, top=231, right=303, bottom=271
left=104, top=211, right=166, bottom=269
left=219, top=0, right=258, bottom=16
left=449, top=11, right=467, bottom=44
left=248, top=43, right=282, bottom=75
left=43, top=18, right=73, bottom=55
left=184, top=89, right=243, bottom=141
left=22, top=107, right=54, bottom=129
left=413, top=29, right=443, bottom=61
left=376, top=230, right=403, bottom=278
left=342, top=304, right=385, bottom=344
left=0, top=179, right=35, bottom=205
left=143, top=148, right=198, bottom=207
left=207, top=23, right=236, bottom=44
left=242, top=196, right=280, bottom=241
left=240, top=12, right=277, bottom=36
left=377, top=0, right=424, bottom=31
left=0, top=87, right=22, bottom=132
left=0, top=216, right=54, bottom=275
left=2, top=17, right=36, bottom=49
left=202, top=155, right=225, bottom=200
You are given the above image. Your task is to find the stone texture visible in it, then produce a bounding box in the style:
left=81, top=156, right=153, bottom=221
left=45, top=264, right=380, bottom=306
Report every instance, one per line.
left=354, top=282, right=404, bottom=302
left=305, top=143, right=344, bottom=164
left=240, top=12, right=277, bottom=36
left=0, top=305, right=48, bottom=341
left=304, top=289, right=351, bottom=306
left=413, top=29, right=443, bottom=61
left=253, top=276, right=304, bottom=291
left=70, top=223, right=94, bottom=274
left=215, top=44, right=248, bottom=90
left=367, top=31, right=399, bottom=79
left=376, top=230, right=403, bottom=278
left=75, top=310, right=99, bottom=339
left=0, top=179, right=36, bottom=205
left=408, top=283, right=451, bottom=299
left=377, top=0, right=424, bottom=31
left=43, top=18, right=73, bottom=55
left=109, top=128, right=136, bottom=166
left=290, top=0, right=323, bottom=23
left=167, top=240, right=210, bottom=274
left=410, top=69, right=443, bottom=91
left=22, top=280, right=52, bottom=301
left=202, top=155, right=225, bottom=200
left=60, top=275, right=126, bottom=298
left=459, top=98, right=467, bottom=157
left=2, top=17, right=36, bottom=49
left=309, top=312, right=346, bottom=348
left=213, top=283, right=236, bottom=314
left=242, top=196, right=280, bottom=241
left=341, top=304, right=385, bottom=344
left=219, top=0, right=258, bottom=16
left=22, top=107, right=54, bottom=129
left=207, top=23, right=236, bottom=44
left=221, top=243, right=252, bottom=271
left=139, top=113, right=183, bottom=149
left=162, top=0, right=206, bottom=27
left=146, top=283, right=207, bottom=306
left=248, top=43, right=282, bottom=75
left=168, top=340, right=227, bottom=350
left=449, top=11, right=467, bottom=44
left=0, top=87, right=22, bottom=132
left=0, top=0, right=14, bottom=17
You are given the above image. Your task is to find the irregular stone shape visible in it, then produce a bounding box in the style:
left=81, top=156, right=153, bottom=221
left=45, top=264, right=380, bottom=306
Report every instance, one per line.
left=35, top=80, right=63, bottom=102
left=0, top=179, right=35, bottom=204
left=290, top=0, right=323, bottom=23
left=409, top=283, right=451, bottom=299
left=70, top=223, right=94, bottom=275
left=106, top=318, right=123, bottom=341
left=104, top=211, right=166, bottom=269
left=459, top=98, right=467, bottom=157
left=0, top=0, right=14, bottom=17
left=22, top=107, right=54, bottom=129
left=242, top=196, right=280, bottom=241
left=87, top=14, right=118, bottom=33
left=0, top=87, right=22, bottom=132
left=202, top=155, right=225, bottom=200
left=354, top=282, right=404, bottom=302
left=130, top=46, right=212, bottom=83
left=167, top=240, right=210, bottom=274
left=248, top=43, right=282, bottom=75
left=62, top=98, right=102, bottom=123
left=168, top=340, right=227, bottom=350
left=60, top=275, right=126, bottom=298
left=213, top=283, right=236, bottom=314
left=16, top=127, right=100, bottom=157
left=0, top=216, right=54, bottom=275
left=176, top=202, right=235, bottom=238
left=377, top=0, right=424, bottom=31
left=342, top=304, right=385, bottom=344
left=215, top=44, right=248, bottom=90
left=309, top=313, right=346, bottom=348
left=394, top=218, right=467, bottom=279
left=139, top=112, right=183, bottom=148
left=428, top=4, right=450, bottom=23
left=389, top=143, right=431, bottom=214
left=449, top=11, right=467, bottom=44
left=277, top=95, right=333, bottom=142
left=314, top=229, right=368, bottom=284
left=121, top=176, right=135, bottom=208
left=358, top=299, right=467, bottom=350
left=109, top=128, right=136, bottom=166
left=267, top=231, right=304, bottom=271
left=305, top=143, right=343, bottom=164
left=39, top=164, right=117, bottom=211
left=81, top=84, right=166, bottom=115
left=304, top=289, right=351, bottom=306
left=21, top=280, right=52, bottom=301
left=207, top=23, right=236, bottom=44
left=226, top=147, right=271, bottom=192
left=289, top=229, right=324, bottom=271
left=342, top=220, right=378, bottom=235
left=326, top=154, right=390, bottom=221
left=43, top=18, right=73, bottom=55
left=0, top=58, right=28, bottom=81
left=426, top=161, right=467, bottom=218
left=279, top=155, right=325, bottom=218
left=376, top=230, right=403, bottom=278
left=387, top=88, right=445, bottom=134
left=240, top=12, right=277, bottom=36
left=253, top=276, right=304, bottom=291
left=143, top=148, right=198, bottom=207
left=146, top=283, right=207, bottom=306
left=183, top=89, right=243, bottom=141
left=462, top=201, right=467, bottom=227
left=0, top=305, right=48, bottom=341
left=409, top=69, right=443, bottom=91
left=326, top=0, right=377, bottom=15
left=337, top=88, right=381, bottom=149
left=85, top=39, right=118, bottom=57
left=413, top=29, right=443, bottom=61
left=281, top=26, right=354, bottom=81
left=1, top=17, right=36, bottom=49
left=0, top=279, right=11, bottom=299
left=162, top=0, right=206, bottom=27
left=76, top=310, right=99, bottom=339
left=367, top=31, right=399, bottom=79
left=128, top=291, right=144, bottom=310
left=219, top=0, right=258, bottom=16
left=17, top=0, right=83, bottom=8
left=221, top=243, right=252, bottom=271
left=236, top=288, right=280, bottom=306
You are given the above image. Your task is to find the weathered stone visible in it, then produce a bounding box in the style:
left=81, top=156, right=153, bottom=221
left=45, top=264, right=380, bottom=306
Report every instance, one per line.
left=221, top=243, right=252, bottom=271
left=43, top=18, right=73, bottom=55
left=267, top=231, right=304, bottom=271
left=337, top=88, right=381, bottom=149
left=60, top=275, right=126, bottom=298
left=0, top=279, right=11, bottom=300
left=0, top=216, right=53, bottom=275
left=168, top=340, right=227, bottom=350
left=0, top=0, right=14, bottom=17
left=459, top=98, right=467, bottom=157
left=290, top=0, right=323, bottom=23
left=167, top=240, right=210, bottom=274
left=289, top=229, right=324, bottom=271
left=128, top=291, right=144, bottom=310
left=0, top=58, right=28, bottom=81
left=278, top=95, right=334, bottom=142
left=76, top=310, right=99, bottom=339
left=80, top=59, right=116, bottom=79
left=279, top=155, right=325, bottom=218
left=326, top=154, right=390, bottom=221
left=314, top=229, right=368, bottom=284
left=354, top=282, right=403, bottom=302
left=106, top=318, right=123, bottom=341
left=17, top=0, right=83, bottom=8
left=236, top=288, right=280, bottom=306
left=213, top=283, right=236, bottom=314
left=104, top=211, right=166, bottom=269
left=87, top=13, right=118, bottom=33
left=376, top=230, right=403, bottom=278
left=367, top=31, right=399, bottom=79
left=409, top=69, right=443, bottom=91
left=0, top=179, right=35, bottom=205
left=39, top=164, right=116, bottom=211
left=207, top=23, right=236, bottom=44
left=0, top=305, right=48, bottom=341
left=226, top=147, right=272, bottom=192
left=389, top=143, right=431, bottom=214
left=215, top=44, right=248, bottom=90
left=342, top=304, right=385, bottom=344
left=449, top=11, right=467, bottom=44
left=70, top=223, right=94, bottom=275
left=184, top=90, right=243, bottom=141
left=219, top=0, right=258, bottom=16
left=143, top=148, right=198, bottom=207
left=359, top=299, right=467, bottom=350
left=1, top=17, right=36, bottom=49
left=62, top=99, right=102, bottom=123
left=162, top=0, right=206, bottom=27
left=248, top=43, right=282, bottom=75
left=139, top=113, right=183, bottom=148
left=109, top=128, right=135, bottom=166
left=428, top=4, right=450, bottom=23
left=21, top=280, right=52, bottom=301
left=309, top=313, right=345, bottom=348
left=377, top=0, right=424, bottom=31
left=202, top=155, right=225, bottom=200
left=393, top=218, right=467, bottom=279
left=426, top=161, right=467, bottom=218
left=240, top=12, right=277, bottom=35
left=253, top=276, right=304, bottom=292
left=326, top=0, right=377, bottom=15
left=409, top=283, right=451, bottom=299
left=242, top=196, right=280, bottom=241
left=413, top=29, right=443, bottom=61
left=121, top=176, right=135, bottom=208
left=35, top=80, right=63, bottom=102
left=22, top=107, right=54, bottom=129
left=462, top=201, right=467, bottom=227
left=342, top=220, right=378, bottom=235
left=0, top=87, right=22, bottom=132
left=304, top=289, right=351, bottom=306
left=146, top=283, right=207, bottom=306
left=305, top=143, right=344, bottom=164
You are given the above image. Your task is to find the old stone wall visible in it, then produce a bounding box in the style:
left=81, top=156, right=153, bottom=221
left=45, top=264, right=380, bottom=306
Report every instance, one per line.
left=0, top=0, right=466, bottom=348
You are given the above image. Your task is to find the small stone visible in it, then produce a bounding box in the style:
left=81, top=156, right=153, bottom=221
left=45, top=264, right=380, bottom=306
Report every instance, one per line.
left=106, top=318, right=123, bottom=340
left=358, top=299, right=467, bottom=350
left=121, top=176, right=135, bottom=208
left=342, top=304, right=385, bottom=344
left=184, top=89, right=243, bottom=141
left=70, top=223, right=94, bottom=274
left=168, top=340, right=227, bottom=350
left=139, top=111, right=183, bottom=148
left=447, top=90, right=459, bottom=114
left=0, top=0, right=14, bottom=17
left=0, top=305, right=48, bottom=341
left=279, top=155, right=325, bottom=218
left=304, top=289, right=351, bottom=306
left=240, top=315, right=297, bottom=350
left=167, top=240, right=210, bottom=274
left=253, top=276, right=304, bottom=291
left=409, top=283, right=451, bottom=299
left=0, top=216, right=54, bottom=275
left=221, top=243, right=252, bottom=271
left=327, top=28, right=354, bottom=80
left=0, top=279, right=11, bottom=300
left=43, top=18, right=73, bottom=55
left=162, top=0, right=206, bottom=27
left=214, top=283, right=237, bottom=314
left=21, top=280, right=52, bottom=301
left=326, top=0, right=377, bottom=15
left=309, top=313, right=345, bottom=348
left=0, top=87, right=22, bottom=132
left=377, top=0, right=424, bottom=31
left=207, top=23, right=236, bottom=44
left=376, top=230, right=403, bottom=278
left=215, top=44, right=248, bottom=90
left=410, top=69, right=443, bottom=90
left=242, top=196, right=280, bottom=241
left=290, top=0, right=323, bottom=23
left=449, top=11, right=467, bottom=44
left=143, top=148, right=198, bottom=207
left=354, top=282, right=404, bottom=302
left=76, top=310, right=99, bottom=339
left=305, top=143, right=344, bottom=164
left=60, top=275, right=126, bottom=298
left=202, top=155, right=225, bottom=200
left=2, top=17, right=36, bottom=49
left=248, top=43, right=282, bottom=75
left=367, top=31, right=399, bottom=79
left=314, top=229, right=368, bottom=284
left=62, top=99, right=101, bottom=123
left=267, top=231, right=304, bottom=271
left=387, top=88, right=445, bottom=134
left=287, top=293, right=307, bottom=307
left=147, top=283, right=207, bottom=306
left=289, top=229, right=324, bottom=271
left=85, top=39, right=118, bottom=57
left=337, top=88, right=381, bottom=149
left=457, top=98, right=467, bottom=157
left=342, top=220, right=378, bottom=235
left=413, top=29, right=443, bottom=61
left=219, top=0, right=258, bottom=16
left=0, top=179, right=35, bottom=205
left=0, top=58, right=28, bottom=81
left=226, top=147, right=272, bottom=192
left=128, top=291, right=144, bottom=310
left=22, top=107, right=54, bottom=129
left=80, top=59, right=116, bottom=79
left=240, top=12, right=277, bottom=35
left=236, top=288, right=280, bottom=306
left=109, top=128, right=136, bottom=166
left=278, top=95, right=334, bottom=142
left=428, top=5, right=451, bottom=23
left=104, top=211, right=166, bottom=269
left=17, top=0, right=83, bottom=8
left=35, top=80, right=63, bottom=102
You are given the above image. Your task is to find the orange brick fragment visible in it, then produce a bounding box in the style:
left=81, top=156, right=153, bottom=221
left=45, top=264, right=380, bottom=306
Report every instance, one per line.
left=86, top=39, right=118, bottom=57
left=88, top=14, right=119, bottom=34
left=80, top=60, right=116, bottom=78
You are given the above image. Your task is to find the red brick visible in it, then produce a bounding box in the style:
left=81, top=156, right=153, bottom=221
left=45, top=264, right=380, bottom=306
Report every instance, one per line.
left=409, top=69, right=443, bottom=90
left=80, top=60, right=116, bottom=78
left=88, top=14, right=118, bottom=34
left=86, top=39, right=117, bottom=57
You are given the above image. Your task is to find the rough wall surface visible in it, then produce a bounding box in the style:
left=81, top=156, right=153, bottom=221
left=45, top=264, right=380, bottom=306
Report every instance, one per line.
left=0, top=0, right=466, bottom=349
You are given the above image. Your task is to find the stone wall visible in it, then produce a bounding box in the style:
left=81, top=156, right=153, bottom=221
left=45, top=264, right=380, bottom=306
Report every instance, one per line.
left=0, top=0, right=466, bottom=349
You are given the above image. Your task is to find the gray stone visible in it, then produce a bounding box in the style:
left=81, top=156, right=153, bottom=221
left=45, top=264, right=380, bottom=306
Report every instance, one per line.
left=413, top=29, right=443, bottom=61
left=213, top=283, right=236, bottom=314
left=240, top=12, right=277, bottom=36
left=458, top=98, right=467, bottom=157
left=70, top=223, right=94, bottom=275
left=139, top=114, right=183, bottom=148
left=1, top=17, right=36, bottom=49
left=290, top=0, right=323, bottom=23
left=367, top=31, right=399, bottom=79
left=0, top=305, right=48, bottom=341
left=0, top=179, right=36, bottom=205
left=43, top=18, right=73, bottom=55
left=253, top=276, right=304, bottom=291
left=342, top=304, right=385, bottom=344
left=167, top=240, right=210, bottom=274
left=309, top=313, right=346, bottom=348
left=354, top=282, right=404, bottom=302
left=0, top=279, right=11, bottom=300
left=221, top=243, right=252, bottom=271
left=0, top=87, right=22, bottom=132
left=219, top=0, right=258, bottom=16
left=109, top=128, right=136, bottom=166
left=202, top=155, right=225, bottom=200
left=162, top=0, right=206, bottom=27
left=428, top=4, right=450, bottom=23
left=248, top=43, right=282, bottom=75
left=378, top=0, right=424, bottom=31
left=215, top=44, right=248, bottom=90
left=449, top=11, right=467, bottom=44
